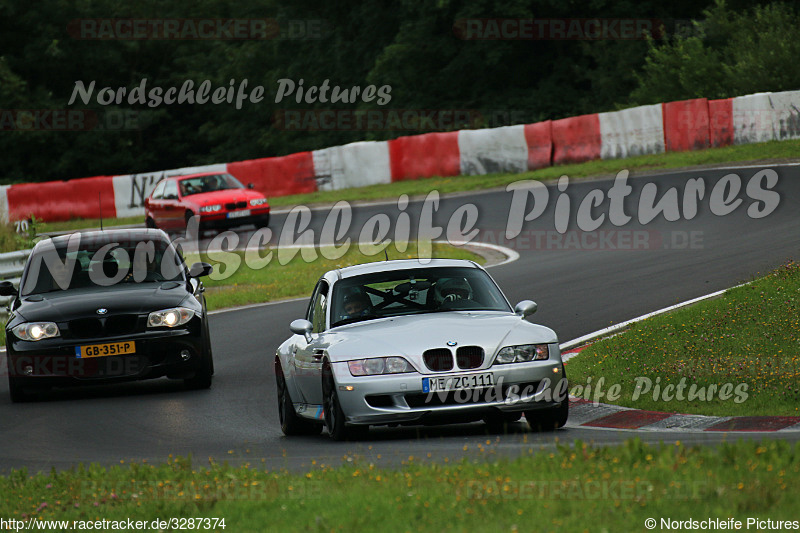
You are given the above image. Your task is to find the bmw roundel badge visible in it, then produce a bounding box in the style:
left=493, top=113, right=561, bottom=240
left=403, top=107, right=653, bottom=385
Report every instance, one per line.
left=446, top=340, right=457, bottom=347
left=96, top=308, right=108, bottom=315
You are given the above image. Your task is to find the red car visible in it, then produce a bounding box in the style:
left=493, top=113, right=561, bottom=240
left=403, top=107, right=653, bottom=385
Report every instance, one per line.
left=144, top=172, right=270, bottom=232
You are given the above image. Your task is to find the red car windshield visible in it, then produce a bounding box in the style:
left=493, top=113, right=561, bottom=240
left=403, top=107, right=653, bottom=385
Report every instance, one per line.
left=178, top=174, right=244, bottom=197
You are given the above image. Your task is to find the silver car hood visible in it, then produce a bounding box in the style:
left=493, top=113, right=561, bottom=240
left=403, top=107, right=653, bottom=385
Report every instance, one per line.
left=322, top=311, right=558, bottom=371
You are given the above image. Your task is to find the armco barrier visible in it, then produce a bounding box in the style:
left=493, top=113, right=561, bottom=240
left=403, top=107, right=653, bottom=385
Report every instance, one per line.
left=599, top=104, right=664, bottom=159
left=0, top=185, right=9, bottom=224
left=389, top=131, right=460, bottom=181
left=767, top=90, right=800, bottom=141
left=523, top=121, right=552, bottom=170
left=7, top=175, right=117, bottom=223
left=663, top=98, right=710, bottom=152
left=314, top=141, right=392, bottom=190
left=732, top=92, right=774, bottom=145
left=708, top=98, right=733, bottom=148
left=552, top=113, right=601, bottom=165
left=458, top=125, right=528, bottom=175
left=3, top=89, right=799, bottom=224
left=227, top=152, right=316, bottom=199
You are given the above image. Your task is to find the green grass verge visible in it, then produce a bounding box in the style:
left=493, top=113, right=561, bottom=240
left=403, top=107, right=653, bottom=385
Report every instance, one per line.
left=33, top=216, right=145, bottom=234
left=22, top=138, right=800, bottom=233
left=1, top=439, right=797, bottom=531
left=190, top=241, right=485, bottom=312
left=566, top=261, right=800, bottom=416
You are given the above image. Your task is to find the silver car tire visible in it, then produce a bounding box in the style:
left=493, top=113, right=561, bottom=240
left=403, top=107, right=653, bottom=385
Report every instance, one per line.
left=322, top=362, right=367, bottom=441
left=275, top=361, right=322, bottom=436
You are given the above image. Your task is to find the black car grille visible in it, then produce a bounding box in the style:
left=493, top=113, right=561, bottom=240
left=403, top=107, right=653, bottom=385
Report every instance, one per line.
left=423, top=348, right=453, bottom=371
left=456, top=346, right=484, bottom=369
left=225, top=201, right=248, bottom=210
left=67, top=314, right=140, bottom=339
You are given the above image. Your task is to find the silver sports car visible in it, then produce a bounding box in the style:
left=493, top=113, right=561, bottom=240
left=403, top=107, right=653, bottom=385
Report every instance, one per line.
left=275, top=259, right=568, bottom=440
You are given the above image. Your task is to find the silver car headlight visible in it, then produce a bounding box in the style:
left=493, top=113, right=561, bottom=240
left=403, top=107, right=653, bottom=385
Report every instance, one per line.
left=348, top=357, right=414, bottom=376
left=249, top=198, right=268, bottom=207
left=495, top=344, right=549, bottom=364
left=147, top=307, right=194, bottom=328
left=199, top=204, right=222, bottom=213
left=12, top=322, right=60, bottom=341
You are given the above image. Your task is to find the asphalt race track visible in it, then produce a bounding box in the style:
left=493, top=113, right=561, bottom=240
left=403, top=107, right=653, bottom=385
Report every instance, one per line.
left=1, top=163, right=798, bottom=473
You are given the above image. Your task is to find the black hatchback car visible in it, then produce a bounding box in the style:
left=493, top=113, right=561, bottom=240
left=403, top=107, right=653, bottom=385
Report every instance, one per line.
left=0, top=229, right=214, bottom=402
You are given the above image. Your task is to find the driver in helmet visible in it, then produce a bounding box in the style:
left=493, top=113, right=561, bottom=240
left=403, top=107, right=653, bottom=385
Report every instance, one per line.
left=342, top=291, right=373, bottom=319
left=435, top=277, right=472, bottom=305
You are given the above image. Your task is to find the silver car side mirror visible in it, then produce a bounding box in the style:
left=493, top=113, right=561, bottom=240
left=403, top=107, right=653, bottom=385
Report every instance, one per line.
left=514, top=300, right=537, bottom=318
left=290, top=319, right=314, bottom=343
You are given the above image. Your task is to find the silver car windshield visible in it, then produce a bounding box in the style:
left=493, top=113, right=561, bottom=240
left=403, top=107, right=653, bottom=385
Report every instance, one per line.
left=330, top=266, right=511, bottom=327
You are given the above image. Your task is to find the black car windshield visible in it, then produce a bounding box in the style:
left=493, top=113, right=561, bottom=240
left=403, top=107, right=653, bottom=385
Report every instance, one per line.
left=178, top=173, right=244, bottom=196
left=330, top=266, right=512, bottom=327
left=20, top=233, right=185, bottom=296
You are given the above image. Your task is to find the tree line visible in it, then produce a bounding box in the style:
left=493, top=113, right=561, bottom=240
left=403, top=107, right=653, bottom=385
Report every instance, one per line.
left=0, top=0, right=795, bottom=184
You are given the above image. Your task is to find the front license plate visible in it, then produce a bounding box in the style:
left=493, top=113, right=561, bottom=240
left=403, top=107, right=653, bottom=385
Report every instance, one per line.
left=227, top=209, right=251, bottom=219
left=75, top=341, right=136, bottom=359
left=422, top=372, right=494, bottom=393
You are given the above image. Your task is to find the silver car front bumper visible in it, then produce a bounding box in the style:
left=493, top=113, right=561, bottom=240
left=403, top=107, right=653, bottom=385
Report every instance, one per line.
left=330, top=359, right=567, bottom=426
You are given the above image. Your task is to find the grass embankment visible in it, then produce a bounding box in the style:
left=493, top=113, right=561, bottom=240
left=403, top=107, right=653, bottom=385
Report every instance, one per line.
left=24, top=137, right=800, bottom=234
left=1, top=439, right=798, bottom=531
left=188, top=241, right=484, bottom=312
left=566, top=261, right=800, bottom=416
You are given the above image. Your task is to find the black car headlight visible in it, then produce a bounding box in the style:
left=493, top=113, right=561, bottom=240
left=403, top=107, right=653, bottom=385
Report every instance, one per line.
left=147, top=307, right=194, bottom=328
left=348, top=357, right=414, bottom=376
left=495, top=344, right=549, bottom=364
left=199, top=204, right=222, bottom=213
left=12, top=322, right=60, bottom=341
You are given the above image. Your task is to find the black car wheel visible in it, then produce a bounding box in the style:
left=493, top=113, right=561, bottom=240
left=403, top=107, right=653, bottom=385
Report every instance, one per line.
left=184, top=315, right=214, bottom=390
left=8, top=377, right=32, bottom=403
left=258, top=213, right=270, bottom=229
left=145, top=217, right=156, bottom=229
left=322, top=362, right=367, bottom=441
left=275, top=360, right=322, bottom=436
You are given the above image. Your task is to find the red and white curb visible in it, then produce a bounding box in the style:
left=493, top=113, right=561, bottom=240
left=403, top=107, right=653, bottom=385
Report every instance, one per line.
left=561, top=344, right=800, bottom=433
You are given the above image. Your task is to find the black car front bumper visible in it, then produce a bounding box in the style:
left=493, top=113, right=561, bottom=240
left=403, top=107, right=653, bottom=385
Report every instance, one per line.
left=5, top=321, right=206, bottom=389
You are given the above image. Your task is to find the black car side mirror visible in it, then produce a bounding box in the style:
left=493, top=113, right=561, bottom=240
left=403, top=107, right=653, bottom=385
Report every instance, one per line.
left=189, top=262, right=214, bottom=278
left=247, top=183, right=255, bottom=189
left=0, top=280, right=17, bottom=297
